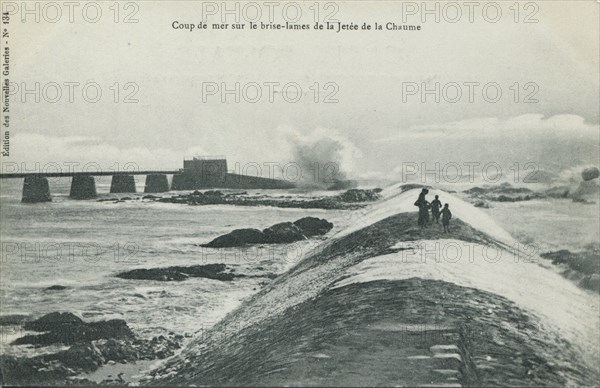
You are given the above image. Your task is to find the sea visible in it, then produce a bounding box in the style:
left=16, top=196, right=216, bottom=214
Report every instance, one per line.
left=0, top=177, right=350, bottom=361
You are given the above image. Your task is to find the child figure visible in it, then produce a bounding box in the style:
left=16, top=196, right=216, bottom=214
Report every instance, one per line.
left=441, top=203, right=452, bottom=233
left=430, top=195, right=442, bottom=224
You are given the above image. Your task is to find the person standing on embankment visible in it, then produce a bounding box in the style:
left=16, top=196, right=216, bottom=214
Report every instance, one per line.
left=414, top=188, right=430, bottom=227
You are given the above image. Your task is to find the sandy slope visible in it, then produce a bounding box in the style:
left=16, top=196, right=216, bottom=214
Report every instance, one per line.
left=146, top=186, right=599, bottom=386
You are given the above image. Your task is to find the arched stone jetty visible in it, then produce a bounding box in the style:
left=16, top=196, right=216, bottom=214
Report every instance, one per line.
left=144, top=174, right=169, bottom=193
left=70, top=175, right=97, bottom=199
left=110, top=175, right=136, bottom=193
left=22, top=176, right=51, bottom=203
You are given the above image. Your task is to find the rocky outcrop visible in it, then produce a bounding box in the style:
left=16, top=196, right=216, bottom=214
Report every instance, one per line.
left=545, top=185, right=571, bottom=198
left=23, top=312, right=82, bottom=332
left=464, top=183, right=547, bottom=202
left=45, top=285, right=68, bottom=291
left=337, top=188, right=382, bottom=202
left=154, top=189, right=382, bottom=209
left=204, top=229, right=269, bottom=248
left=1, top=319, right=183, bottom=386
left=203, top=217, right=334, bottom=248
left=293, top=217, right=334, bottom=237
left=540, top=247, right=600, bottom=292
left=116, top=263, right=236, bottom=282
left=492, top=193, right=545, bottom=202
left=541, top=167, right=600, bottom=202
left=0, top=314, right=29, bottom=326
left=263, top=222, right=306, bottom=243
left=581, top=166, right=600, bottom=181
left=571, top=180, right=599, bottom=203
left=16, top=313, right=134, bottom=346
left=473, top=200, right=490, bottom=208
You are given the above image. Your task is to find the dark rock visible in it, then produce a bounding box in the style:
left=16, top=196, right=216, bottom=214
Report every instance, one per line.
left=203, top=228, right=269, bottom=248
left=23, top=312, right=83, bottom=332
left=94, top=339, right=139, bottom=364
left=581, top=167, right=600, bottom=181
left=545, top=186, right=570, bottom=198
left=465, top=184, right=533, bottom=196
left=45, top=285, right=68, bottom=291
left=495, top=183, right=533, bottom=194
left=16, top=318, right=134, bottom=346
left=572, top=197, right=593, bottom=204
left=116, top=263, right=235, bottom=282
left=151, top=190, right=370, bottom=210
left=2, top=317, right=186, bottom=386
left=293, top=217, right=334, bottom=237
left=49, top=342, right=106, bottom=372
left=337, top=189, right=381, bottom=202
left=474, top=201, right=490, bottom=208
left=540, top=248, right=599, bottom=292
left=263, top=222, right=306, bottom=243
left=580, top=274, right=600, bottom=292
left=0, top=355, right=76, bottom=385
left=204, top=190, right=224, bottom=196
left=540, top=249, right=599, bottom=276
left=464, top=186, right=486, bottom=194
left=490, top=193, right=543, bottom=202
left=203, top=218, right=334, bottom=248
left=572, top=180, right=599, bottom=201
left=0, top=314, right=29, bottom=326
left=143, top=194, right=160, bottom=199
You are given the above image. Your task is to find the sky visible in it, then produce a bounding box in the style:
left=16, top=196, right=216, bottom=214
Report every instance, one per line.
left=2, top=0, right=599, bottom=182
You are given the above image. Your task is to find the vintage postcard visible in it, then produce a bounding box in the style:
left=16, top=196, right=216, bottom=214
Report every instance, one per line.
left=0, top=0, right=598, bottom=386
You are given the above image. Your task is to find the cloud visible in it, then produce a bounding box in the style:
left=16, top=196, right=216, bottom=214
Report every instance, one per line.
left=4, top=133, right=207, bottom=172
left=374, top=114, right=599, bottom=143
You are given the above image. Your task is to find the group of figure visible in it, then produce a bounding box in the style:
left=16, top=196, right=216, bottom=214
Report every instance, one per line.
left=414, top=188, right=452, bottom=232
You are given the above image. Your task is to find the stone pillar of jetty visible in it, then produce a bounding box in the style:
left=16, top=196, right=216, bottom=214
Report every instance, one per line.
left=22, top=176, right=52, bottom=203
left=171, top=174, right=187, bottom=190
left=110, top=175, right=136, bottom=193
left=144, top=174, right=169, bottom=193
left=70, top=175, right=97, bottom=199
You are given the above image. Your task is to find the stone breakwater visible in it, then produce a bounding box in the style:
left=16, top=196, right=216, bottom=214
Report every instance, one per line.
left=145, top=188, right=599, bottom=386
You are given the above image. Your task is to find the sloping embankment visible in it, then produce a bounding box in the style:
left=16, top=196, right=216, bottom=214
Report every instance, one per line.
left=146, top=188, right=600, bottom=386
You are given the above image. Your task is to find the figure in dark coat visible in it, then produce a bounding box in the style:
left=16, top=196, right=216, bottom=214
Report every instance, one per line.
left=430, top=195, right=442, bottom=224
left=414, top=188, right=430, bottom=227
left=441, top=203, right=452, bottom=233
